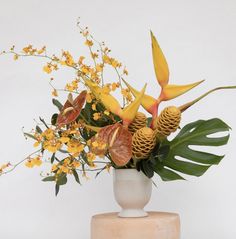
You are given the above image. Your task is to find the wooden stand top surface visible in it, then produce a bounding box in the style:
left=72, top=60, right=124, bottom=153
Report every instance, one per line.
left=92, top=211, right=179, bottom=220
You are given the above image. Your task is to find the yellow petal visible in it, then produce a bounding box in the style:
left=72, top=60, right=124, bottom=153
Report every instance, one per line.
left=84, top=78, right=122, bottom=116
left=121, top=84, right=146, bottom=126
left=43, top=65, right=52, bottom=74
left=33, top=141, right=40, bottom=147
left=151, top=31, right=169, bottom=88
left=32, top=157, right=42, bottom=166
left=99, top=92, right=122, bottom=116
left=160, top=80, right=205, bottom=101
left=93, top=112, right=101, bottom=120
left=52, top=89, right=58, bottom=97
left=104, top=110, right=110, bottom=116
left=83, top=78, right=102, bottom=98
left=83, top=123, right=101, bottom=133
left=25, top=160, right=34, bottom=168
left=92, top=103, right=96, bottom=111
left=123, top=80, right=157, bottom=114
left=59, top=137, right=70, bottom=143
left=14, top=54, right=19, bottom=60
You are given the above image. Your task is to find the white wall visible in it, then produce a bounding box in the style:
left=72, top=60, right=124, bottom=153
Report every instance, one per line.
left=0, top=0, right=236, bottom=238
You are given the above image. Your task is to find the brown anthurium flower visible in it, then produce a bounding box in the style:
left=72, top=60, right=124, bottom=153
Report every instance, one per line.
left=57, top=90, right=87, bottom=127
left=91, top=123, right=132, bottom=166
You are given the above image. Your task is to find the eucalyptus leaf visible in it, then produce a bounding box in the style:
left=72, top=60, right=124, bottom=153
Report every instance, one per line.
left=52, top=98, right=63, bottom=111
left=81, top=151, right=89, bottom=165
left=55, top=184, right=60, bottom=196
left=51, top=113, right=58, bottom=126
left=56, top=173, right=67, bottom=186
left=42, top=176, right=55, bottom=182
left=72, top=170, right=81, bottom=184
left=58, top=149, right=69, bottom=154
left=51, top=153, right=55, bottom=164
left=36, top=126, right=42, bottom=133
left=24, top=133, right=37, bottom=140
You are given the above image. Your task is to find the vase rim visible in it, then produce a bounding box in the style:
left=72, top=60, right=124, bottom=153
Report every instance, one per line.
left=113, top=168, right=150, bottom=181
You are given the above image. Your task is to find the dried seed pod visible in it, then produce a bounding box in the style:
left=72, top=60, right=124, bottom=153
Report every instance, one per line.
left=128, top=112, right=147, bottom=135
left=132, top=127, right=156, bottom=160
left=154, top=106, right=181, bottom=140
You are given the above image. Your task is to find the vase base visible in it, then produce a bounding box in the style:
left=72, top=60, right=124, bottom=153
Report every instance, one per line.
left=118, top=209, right=148, bottom=218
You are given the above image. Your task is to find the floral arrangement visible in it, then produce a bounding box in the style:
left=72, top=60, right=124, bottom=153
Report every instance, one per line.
left=0, top=23, right=235, bottom=195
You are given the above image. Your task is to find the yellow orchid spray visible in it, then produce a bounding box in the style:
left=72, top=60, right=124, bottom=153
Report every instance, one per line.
left=1, top=22, right=235, bottom=195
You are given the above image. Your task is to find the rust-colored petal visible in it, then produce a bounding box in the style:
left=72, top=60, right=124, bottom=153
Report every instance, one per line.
left=90, top=123, right=132, bottom=166
left=56, top=100, right=74, bottom=127
left=90, top=123, right=120, bottom=156
left=98, top=123, right=120, bottom=143
left=109, top=126, right=132, bottom=166
left=57, top=91, right=87, bottom=127
left=73, top=90, right=87, bottom=109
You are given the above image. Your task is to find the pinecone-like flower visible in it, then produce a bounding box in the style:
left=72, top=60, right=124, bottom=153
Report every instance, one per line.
left=132, top=127, right=156, bottom=160
left=154, top=106, right=181, bottom=139
left=128, top=112, right=147, bottom=135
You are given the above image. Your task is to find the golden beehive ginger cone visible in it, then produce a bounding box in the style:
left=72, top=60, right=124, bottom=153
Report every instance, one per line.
left=154, top=106, right=181, bottom=139
left=128, top=112, right=147, bottom=135
left=132, top=127, right=156, bottom=160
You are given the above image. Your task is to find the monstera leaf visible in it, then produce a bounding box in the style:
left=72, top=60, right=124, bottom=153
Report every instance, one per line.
left=154, top=118, right=230, bottom=181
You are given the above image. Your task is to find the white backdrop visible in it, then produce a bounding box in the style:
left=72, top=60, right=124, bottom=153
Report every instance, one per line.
left=1, top=0, right=236, bottom=238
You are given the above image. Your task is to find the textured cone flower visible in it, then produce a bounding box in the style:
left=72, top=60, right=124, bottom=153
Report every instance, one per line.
left=132, top=127, right=156, bottom=160
left=154, top=106, right=181, bottom=140
left=128, top=112, right=147, bottom=135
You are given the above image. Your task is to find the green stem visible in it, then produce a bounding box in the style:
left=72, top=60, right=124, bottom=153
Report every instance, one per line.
left=179, top=86, right=236, bottom=112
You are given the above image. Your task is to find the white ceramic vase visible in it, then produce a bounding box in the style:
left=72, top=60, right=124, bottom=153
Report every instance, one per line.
left=113, top=168, right=152, bottom=218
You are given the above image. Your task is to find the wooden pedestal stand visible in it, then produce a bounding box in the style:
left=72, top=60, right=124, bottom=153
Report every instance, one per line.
left=91, top=211, right=180, bottom=239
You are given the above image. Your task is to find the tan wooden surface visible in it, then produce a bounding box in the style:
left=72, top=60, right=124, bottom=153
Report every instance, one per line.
left=91, top=211, right=180, bottom=239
